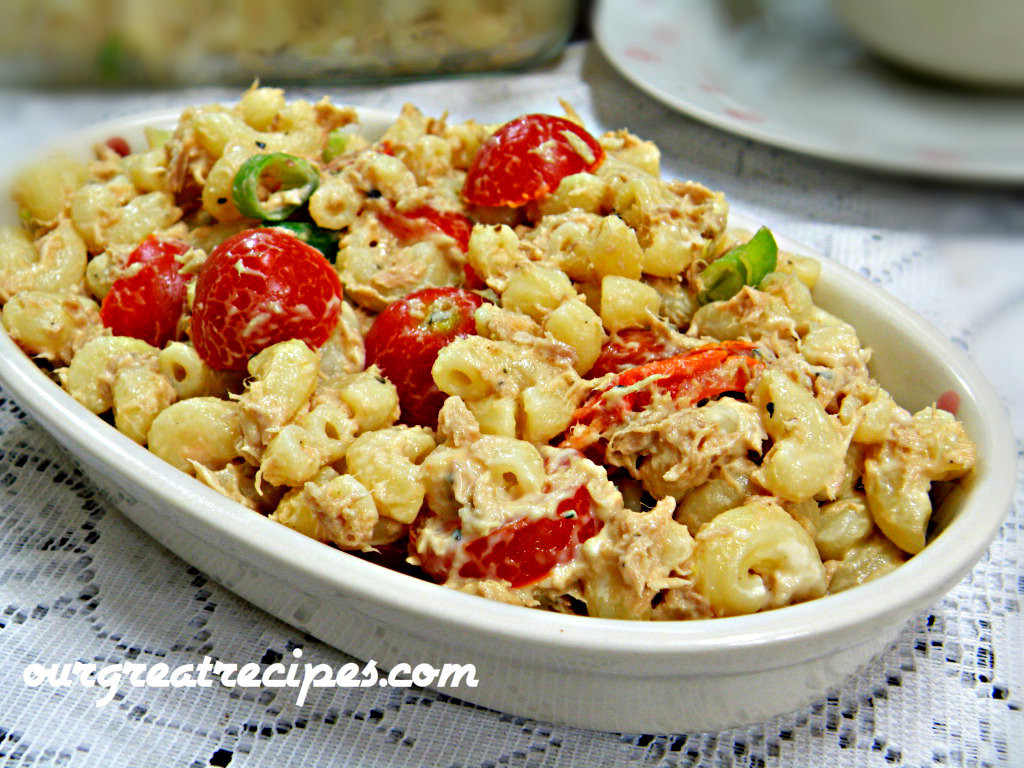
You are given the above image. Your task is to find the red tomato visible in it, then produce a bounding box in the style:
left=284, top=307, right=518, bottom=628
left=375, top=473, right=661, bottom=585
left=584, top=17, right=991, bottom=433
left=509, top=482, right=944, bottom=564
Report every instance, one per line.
left=100, top=235, right=190, bottom=347
left=460, top=485, right=599, bottom=588
left=413, top=485, right=600, bottom=589
left=364, top=287, right=484, bottom=428
left=588, top=329, right=674, bottom=379
left=564, top=341, right=765, bottom=451
left=377, top=204, right=473, bottom=252
left=461, top=262, right=486, bottom=290
left=463, top=114, right=605, bottom=208
left=105, top=136, right=131, bottom=157
left=376, top=203, right=480, bottom=288
left=190, top=228, right=343, bottom=371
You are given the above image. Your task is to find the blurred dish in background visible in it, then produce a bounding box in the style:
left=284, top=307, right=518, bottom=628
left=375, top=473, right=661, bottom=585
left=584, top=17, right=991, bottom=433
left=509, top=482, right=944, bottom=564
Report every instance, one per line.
left=0, top=0, right=577, bottom=85
left=833, top=0, right=1024, bottom=89
left=593, top=0, right=1024, bottom=183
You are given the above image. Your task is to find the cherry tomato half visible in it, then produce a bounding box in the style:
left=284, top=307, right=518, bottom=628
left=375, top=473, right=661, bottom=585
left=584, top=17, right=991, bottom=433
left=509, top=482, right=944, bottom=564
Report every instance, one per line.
left=104, top=136, right=131, bottom=157
left=364, top=287, right=485, bottom=428
left=100, top=235, right=190, bottom=348
left=459, top=485, right=599, bottom=588
left=462, top=114, right=605, bottom=208
left=587, top=329, right=674, bottom=379
left=564, top=341, right=765, bottom=451
left=376, top=204, right=480, bottom=288
left=377, top=204, right=473, bottom=252
left=190, top=228, right=343, bottom=371
left=413, top=485, right=600, bottom=589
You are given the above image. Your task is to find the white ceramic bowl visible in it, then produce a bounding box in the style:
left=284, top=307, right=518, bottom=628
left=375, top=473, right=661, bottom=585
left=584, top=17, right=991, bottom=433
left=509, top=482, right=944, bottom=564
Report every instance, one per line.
left=0, top=108, right=1015, bottom=733
left=833, top=0, right=1024, bottom=88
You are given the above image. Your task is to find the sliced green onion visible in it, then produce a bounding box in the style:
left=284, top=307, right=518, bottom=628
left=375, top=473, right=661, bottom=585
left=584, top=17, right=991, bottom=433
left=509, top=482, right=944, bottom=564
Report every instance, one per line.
left=266, top=221, right=340, bottom=263
left=698, top=227, right=778, bottom=305
left=232, top=152, right=320, bottom=221
left=323, top=129, right=349, bottom=163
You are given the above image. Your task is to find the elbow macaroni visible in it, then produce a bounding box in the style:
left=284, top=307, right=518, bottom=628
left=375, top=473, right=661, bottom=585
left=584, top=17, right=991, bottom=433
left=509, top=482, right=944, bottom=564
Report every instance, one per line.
left=692, top=499, right=827, bottom=617
left=148, top=397, right=243, bottom=474
left=432, top=327, right=580, bottom=444
left=0, top=220, right=88, bottom=300
left=751, top=368, right=848, bottom=502
left=2, top=290, right=102, bottom=364
left=344, top=426, right=436, bottom=525
left=0, top=90, right=977, bottom=622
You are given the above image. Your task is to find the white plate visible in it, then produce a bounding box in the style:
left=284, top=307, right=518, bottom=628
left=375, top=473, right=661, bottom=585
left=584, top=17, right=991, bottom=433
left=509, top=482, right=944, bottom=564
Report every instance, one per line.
left=593, top=0, right=1024, bottom=182
left=0, top=107, right=1016, bottom=732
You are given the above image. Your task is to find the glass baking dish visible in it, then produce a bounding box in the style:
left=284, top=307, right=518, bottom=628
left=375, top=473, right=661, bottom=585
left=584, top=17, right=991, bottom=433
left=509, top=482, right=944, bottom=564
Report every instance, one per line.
left=0, top=0, right=579, bottom=85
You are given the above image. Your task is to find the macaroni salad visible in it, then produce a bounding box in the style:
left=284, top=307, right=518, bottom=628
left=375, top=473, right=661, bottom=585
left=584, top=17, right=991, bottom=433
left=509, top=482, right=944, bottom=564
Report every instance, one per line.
left=0, top=88, right=976, bottom=620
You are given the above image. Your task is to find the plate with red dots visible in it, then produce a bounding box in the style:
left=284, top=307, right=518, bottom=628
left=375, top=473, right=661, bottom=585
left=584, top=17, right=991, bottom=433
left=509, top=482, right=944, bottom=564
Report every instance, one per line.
left=593, top=0, right=1024, bottom=183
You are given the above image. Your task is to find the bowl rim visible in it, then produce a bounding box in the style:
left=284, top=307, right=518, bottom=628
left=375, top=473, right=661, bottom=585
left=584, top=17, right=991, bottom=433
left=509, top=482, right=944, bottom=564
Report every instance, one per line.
left=0, top=105, right=1016, bottom=663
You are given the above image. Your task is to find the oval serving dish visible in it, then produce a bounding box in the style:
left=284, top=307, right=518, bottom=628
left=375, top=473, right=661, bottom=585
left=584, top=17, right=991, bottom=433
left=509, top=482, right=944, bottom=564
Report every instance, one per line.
left=0, top=108, right=1015, bottom=733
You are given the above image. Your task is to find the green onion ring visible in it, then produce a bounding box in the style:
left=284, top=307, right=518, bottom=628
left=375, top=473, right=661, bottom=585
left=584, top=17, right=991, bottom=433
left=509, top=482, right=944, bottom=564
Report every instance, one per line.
left=232, top=152, right=320, bottom=221
left=698, top=226, right=778, bottom=305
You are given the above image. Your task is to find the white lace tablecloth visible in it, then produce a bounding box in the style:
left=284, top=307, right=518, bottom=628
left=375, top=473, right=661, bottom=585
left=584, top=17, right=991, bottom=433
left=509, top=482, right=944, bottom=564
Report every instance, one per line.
left=0, top=42, right=1021, bottom=767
